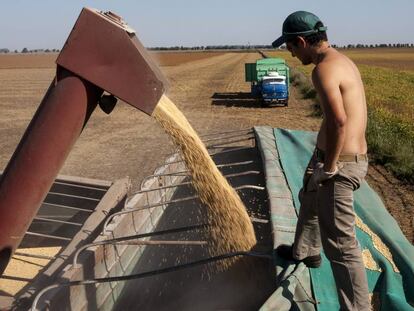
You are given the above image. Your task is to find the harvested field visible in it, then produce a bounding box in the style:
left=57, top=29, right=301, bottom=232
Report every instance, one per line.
left=0, top=51, right=320, bottom=190
left=151, top=51, right=227, bottom=66
left=0, top=49, right=412, bottom=252
left=343, top=48, right=414, bottom=71
left=0, top=51, right=228, bottom=69
left=0, top=53, right=57, bottom=69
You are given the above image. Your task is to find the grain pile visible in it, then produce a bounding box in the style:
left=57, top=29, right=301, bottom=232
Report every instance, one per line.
left=152, top=95, right=256, bottom=262
left=355, top=215, right=399, bottom=273
left=361, top=248, right=381, bottom=272
left=0, top=246, right=61, bottom=295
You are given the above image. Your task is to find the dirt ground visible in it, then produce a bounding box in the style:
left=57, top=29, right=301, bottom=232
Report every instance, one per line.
left=0, top=52, right=412, bottom=243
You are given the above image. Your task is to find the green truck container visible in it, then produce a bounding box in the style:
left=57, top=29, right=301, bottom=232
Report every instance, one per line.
left=245, top=58, right=290, bottom=106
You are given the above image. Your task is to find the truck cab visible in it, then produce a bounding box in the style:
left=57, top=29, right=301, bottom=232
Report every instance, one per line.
left=261, top=72, right=288, bottom=106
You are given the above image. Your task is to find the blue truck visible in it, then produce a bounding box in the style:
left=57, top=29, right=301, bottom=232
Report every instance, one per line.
left=245, top=58, right=290, bottom=106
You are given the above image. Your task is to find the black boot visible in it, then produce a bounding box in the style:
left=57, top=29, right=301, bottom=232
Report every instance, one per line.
left=276, top=244, right=321, bottom=268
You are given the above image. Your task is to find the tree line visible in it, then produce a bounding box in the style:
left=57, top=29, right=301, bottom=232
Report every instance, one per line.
left=0, top=48, right=60, bottom=53
left=1, top=43, right=413, bottom=54
left=149, top=43, right=414, bottom=50
left=147, top=43, right=414, bottom=50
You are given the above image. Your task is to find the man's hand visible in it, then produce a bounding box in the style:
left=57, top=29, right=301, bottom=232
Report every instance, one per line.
left=311, top=164, right=339, bottom=187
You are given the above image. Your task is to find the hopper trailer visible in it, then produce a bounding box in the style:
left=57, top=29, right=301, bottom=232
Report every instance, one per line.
left=2, top=7, right=414, bottom=311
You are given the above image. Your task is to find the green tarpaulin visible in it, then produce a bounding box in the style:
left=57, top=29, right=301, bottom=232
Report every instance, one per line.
left=272, top=128, right=414, bottom=310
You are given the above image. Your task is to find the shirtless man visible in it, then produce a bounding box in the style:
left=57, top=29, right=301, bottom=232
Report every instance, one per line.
left=272, top=11, right=370, bottom=310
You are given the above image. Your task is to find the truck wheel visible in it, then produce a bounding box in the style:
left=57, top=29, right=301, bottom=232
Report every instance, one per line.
left=284, top=100, right=288, bottom=107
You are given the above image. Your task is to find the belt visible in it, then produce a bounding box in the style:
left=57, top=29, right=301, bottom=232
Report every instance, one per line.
left=315, top=148, right=368, bottom=163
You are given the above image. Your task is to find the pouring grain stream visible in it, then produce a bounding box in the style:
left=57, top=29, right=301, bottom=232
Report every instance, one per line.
left=152, top=95, right=256, bottom=265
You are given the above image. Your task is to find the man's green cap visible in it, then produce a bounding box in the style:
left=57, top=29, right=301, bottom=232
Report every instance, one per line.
left=272, top=11, right=327, bottom=48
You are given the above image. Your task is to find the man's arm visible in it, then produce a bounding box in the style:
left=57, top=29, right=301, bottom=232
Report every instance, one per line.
left=312, top=64, right=347, bottom=172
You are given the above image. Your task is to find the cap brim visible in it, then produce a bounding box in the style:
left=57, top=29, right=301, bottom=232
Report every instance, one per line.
left=272, top=36, right=285, bottom=48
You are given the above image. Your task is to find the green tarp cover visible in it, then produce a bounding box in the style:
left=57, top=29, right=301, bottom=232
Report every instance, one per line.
left=274, top=128, right=414, bottom=310
left=255, top=126, right=315, bottom=311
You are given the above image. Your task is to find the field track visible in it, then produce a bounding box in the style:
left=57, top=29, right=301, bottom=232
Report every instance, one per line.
left=0, top=51, right=412, bottom=242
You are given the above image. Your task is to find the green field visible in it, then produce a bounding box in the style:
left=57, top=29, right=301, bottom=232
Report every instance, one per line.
left=267, top=48, right=414, bottom=183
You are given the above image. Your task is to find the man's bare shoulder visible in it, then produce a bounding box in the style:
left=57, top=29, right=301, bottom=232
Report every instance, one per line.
left=312, top=50, right=353, bottom=82
left=312, top=60, right=339, bottom=85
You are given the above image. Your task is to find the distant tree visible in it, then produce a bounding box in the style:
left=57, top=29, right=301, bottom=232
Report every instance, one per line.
left=0, top=48, right=10, bottom=53
left=21, top=47, right=28, bottom=53
left=14, top=49, right=18, bottom=53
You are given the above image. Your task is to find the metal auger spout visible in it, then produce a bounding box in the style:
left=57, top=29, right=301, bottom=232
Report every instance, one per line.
left=0, top=7, right=169, bottom=275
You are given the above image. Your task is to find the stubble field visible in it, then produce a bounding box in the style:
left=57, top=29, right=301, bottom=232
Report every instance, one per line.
left=0, top=50, right=412, bottom=244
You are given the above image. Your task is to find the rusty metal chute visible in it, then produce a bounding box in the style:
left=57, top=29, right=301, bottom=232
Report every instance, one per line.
left=0, top=7, right=169, bottom=275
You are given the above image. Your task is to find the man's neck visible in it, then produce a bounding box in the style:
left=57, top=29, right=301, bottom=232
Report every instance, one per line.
left=311, top=41, right=332, bottom=65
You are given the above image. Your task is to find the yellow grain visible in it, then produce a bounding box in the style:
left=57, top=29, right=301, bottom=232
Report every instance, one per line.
left=362, top=248, right=381, bottom=272
left=0, top=246, right=61, bottom=295
left=152, top=95, right=256, bottom=266
left=355, top=216, right=399, bottom=273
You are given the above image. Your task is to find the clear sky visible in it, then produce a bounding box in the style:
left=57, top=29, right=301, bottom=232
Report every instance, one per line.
left=1, top=0, right=413, bottom=51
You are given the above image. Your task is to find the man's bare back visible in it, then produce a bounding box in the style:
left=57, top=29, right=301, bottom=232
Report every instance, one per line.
left=313, top=48, right=367, bottom=156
